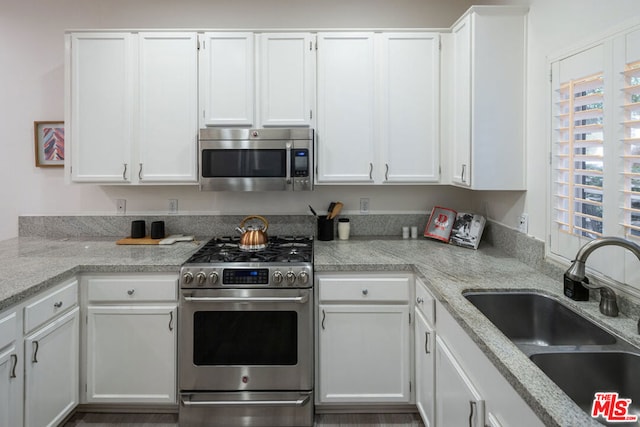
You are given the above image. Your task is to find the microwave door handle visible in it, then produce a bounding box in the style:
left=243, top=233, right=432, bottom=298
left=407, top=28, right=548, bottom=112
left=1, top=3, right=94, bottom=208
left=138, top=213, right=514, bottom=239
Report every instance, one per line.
left=286, top=142, right=292, bottom=186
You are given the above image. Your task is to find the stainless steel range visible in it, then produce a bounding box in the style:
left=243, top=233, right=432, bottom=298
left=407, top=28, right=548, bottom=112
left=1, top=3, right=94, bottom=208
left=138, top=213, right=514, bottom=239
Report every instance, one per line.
left=178, top=236, right=314, bottom=427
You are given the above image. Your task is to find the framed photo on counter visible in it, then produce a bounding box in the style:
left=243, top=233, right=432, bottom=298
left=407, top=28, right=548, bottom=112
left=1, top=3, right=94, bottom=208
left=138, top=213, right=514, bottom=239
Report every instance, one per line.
left=34, top=121, right=64, bottom=167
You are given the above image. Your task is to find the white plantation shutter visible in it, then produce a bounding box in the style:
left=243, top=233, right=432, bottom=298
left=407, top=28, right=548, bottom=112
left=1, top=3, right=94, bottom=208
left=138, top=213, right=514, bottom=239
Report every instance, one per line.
left=621, top=61, right=640, bottom=237
left=553, top=72, right=605, bottom=238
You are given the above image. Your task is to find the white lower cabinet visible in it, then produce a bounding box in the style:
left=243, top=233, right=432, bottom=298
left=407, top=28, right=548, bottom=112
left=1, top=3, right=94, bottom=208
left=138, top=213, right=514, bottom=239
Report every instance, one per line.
left=414, top=277, right=435, bottom=426
left=0, top=310, right=21, bottom=427
left=435, top=335, right=485, bottom=427
left=83, top=274, right=177, bottom=405
left=24, top=307, right=80, bottom=427
left=316, top=274, right=412, bottom=405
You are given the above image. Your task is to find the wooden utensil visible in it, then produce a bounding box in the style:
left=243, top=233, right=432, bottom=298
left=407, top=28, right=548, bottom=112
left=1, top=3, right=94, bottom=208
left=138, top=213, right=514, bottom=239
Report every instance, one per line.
left=327, top=202, right=343, bottom=219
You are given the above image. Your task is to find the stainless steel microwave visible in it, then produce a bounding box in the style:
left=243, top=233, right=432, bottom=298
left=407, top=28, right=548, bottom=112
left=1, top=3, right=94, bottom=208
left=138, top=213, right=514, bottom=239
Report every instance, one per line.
left=199, top=128, right=314, bottom=191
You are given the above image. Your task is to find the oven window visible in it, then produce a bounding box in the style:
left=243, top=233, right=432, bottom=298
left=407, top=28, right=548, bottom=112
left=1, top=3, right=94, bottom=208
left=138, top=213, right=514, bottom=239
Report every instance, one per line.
left=193, top=311, right=298, bottom=365
left=202, top=149, right=286, bottom=178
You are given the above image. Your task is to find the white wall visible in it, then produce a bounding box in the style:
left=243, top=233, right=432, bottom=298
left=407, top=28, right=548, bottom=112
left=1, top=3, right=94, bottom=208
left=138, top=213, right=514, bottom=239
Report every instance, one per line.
left=0, top=0, right=478, bottom=241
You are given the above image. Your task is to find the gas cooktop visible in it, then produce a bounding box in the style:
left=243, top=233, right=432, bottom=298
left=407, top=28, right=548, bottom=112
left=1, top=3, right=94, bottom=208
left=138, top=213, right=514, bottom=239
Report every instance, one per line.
left=185, top=236, right=313, bottom=264
left=180, top=236, right=313, bottom=288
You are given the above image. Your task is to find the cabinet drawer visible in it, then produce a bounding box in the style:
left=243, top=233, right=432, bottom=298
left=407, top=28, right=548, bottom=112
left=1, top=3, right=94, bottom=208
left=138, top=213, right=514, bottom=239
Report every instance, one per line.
left=87, top=276, right=177, bottom=302
left=319, top=276, right=410, bottom=302
left=0, top=311, right=17, bottom=350
left=24, top=280, right=78, bottom=334
left=415, top=277, right=435, bottom=325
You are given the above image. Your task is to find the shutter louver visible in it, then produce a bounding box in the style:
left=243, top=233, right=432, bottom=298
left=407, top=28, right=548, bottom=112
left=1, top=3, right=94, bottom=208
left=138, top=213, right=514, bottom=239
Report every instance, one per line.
left=622, top=61, right=640, bottom=237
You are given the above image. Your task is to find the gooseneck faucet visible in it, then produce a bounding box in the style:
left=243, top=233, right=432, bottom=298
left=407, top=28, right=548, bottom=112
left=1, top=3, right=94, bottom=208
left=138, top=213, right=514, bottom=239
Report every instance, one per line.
left=565, top=236, right=640, bottom=317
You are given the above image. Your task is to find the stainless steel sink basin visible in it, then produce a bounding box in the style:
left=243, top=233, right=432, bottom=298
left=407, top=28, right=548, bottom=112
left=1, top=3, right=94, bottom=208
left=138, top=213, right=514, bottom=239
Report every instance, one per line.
left=531, top=352, right=640, bottom=426
left=463, top=291, right=617, bottom=346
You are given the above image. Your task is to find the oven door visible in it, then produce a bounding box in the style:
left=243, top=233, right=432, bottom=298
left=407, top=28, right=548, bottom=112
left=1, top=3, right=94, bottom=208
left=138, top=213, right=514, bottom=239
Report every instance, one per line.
left=179, top=288, right=313, bottom=391
left=199, top=139, right=293, bottom=191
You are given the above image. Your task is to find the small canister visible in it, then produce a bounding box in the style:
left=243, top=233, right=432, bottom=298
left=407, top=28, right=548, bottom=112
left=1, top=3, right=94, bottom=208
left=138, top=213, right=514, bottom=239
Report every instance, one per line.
left=338, top=218, right=350, bottom=240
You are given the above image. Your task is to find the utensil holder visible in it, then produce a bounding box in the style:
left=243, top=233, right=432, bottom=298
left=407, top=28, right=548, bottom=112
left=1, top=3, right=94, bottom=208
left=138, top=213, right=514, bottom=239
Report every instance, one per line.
left=131, top=220, right=146, bottom=239
left=317, top=216, right=334, bottom=241
left=150, top=221, right=165, bottom=239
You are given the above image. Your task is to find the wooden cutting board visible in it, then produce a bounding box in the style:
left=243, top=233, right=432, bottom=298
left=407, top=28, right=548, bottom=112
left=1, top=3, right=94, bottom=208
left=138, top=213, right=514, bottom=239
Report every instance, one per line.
left=116, top=236, right=162, bottom=245
left=116, top=235, right=195, bottom=245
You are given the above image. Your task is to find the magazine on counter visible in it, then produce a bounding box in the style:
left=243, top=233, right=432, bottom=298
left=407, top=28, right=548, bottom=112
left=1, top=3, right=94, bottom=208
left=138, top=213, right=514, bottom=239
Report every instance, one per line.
left=424, top=206, right=457, bottom=242
left=449, top=212, right=486, bottom=250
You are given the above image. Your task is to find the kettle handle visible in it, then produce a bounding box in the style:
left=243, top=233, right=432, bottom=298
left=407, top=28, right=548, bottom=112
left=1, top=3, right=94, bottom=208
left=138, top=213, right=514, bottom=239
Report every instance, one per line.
left=239, top=215, right=269, bottom=232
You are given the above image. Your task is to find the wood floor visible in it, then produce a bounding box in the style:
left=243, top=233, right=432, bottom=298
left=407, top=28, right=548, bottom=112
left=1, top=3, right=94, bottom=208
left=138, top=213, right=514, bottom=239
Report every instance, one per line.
left=63, top=412, right=425, bottom=426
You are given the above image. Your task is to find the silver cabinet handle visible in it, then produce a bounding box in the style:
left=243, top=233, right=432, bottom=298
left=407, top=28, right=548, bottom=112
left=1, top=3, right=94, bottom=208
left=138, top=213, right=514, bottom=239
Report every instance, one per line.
left=169, top=311, right=174, bottom=332
left=127, top=289, right=135, bottom=296
left=362, top=289, right=369, bottom=296
left=461, top=164, right=467, bottom=183
left=32, top=341, right=39, bottom=363
left=138, top=163, right=143, bottom=180
left=10, top=354, right=17, bottom=378
left=123, top=163, right=128, bottom=181
left=385, top=163, right=389, bottom=181
left=369, top=163, right=373, bottom=180
left=53, top=301, right=63, bottom=308
left=425, top=332, right=430, bottom=354
left=321, top=309, right=326, bottom=330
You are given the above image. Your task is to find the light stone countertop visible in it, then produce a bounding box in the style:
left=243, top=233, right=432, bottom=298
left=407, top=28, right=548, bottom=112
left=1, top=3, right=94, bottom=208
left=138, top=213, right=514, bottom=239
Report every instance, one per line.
left=314, top=237, right=640, bottom=427
left=1, top=235, right=638, bottom=426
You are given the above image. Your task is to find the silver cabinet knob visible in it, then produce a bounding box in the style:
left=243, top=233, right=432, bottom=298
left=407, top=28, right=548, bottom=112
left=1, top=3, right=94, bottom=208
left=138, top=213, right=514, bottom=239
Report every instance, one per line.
left=127, top=289, right=135, bottom=296
left=362, top=289, right=369, bottom=296
left=416, top=297, right=424, bottom=304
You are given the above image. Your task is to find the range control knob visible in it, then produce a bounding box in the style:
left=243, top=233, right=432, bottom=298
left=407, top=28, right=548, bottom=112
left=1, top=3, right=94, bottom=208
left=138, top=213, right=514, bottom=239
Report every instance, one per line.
left=273, top=271, right=284, bottom=285
left=209, top=271, right=219, bottom=284
left=183, top=272, right=194, bottom=285
left=196, top=272, right=207, bottom=285
left=298, top=271, right=309, bottom=285
left=285, top=271, right=296, bottom=285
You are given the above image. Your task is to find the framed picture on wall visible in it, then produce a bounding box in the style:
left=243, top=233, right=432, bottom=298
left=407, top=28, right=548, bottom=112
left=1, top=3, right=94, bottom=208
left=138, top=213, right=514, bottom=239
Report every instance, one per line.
left=34, top=121, right=64, bottom=167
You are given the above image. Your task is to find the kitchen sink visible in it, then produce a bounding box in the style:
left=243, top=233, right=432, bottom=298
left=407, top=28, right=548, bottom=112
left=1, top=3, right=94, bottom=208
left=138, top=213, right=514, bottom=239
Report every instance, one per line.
left=463, top=291, right=617, bottom=346
left=531, top=352, right=640, bottom=426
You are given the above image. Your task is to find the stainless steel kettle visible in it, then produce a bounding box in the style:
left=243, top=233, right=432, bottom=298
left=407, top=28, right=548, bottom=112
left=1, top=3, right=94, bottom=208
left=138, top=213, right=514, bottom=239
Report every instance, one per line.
left=235, top=215, right=269, bottom=250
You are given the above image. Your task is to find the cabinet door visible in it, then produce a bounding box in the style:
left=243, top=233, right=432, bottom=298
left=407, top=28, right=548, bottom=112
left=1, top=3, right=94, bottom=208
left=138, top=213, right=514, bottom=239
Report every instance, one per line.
left=86, top=305, right=176, bottom=404
left=200, top=32, right=254, bottom=126
left=317, top=33, right=376, bottom=183
left=450, top=16, right=472, bottom=187
left=24, top=307, right=79, bottom=427
left=318, top=304, right=410, bottom=403
left=379, top=33, right=440, bottom=183
left=0, top=346, right=20, bottom=427
left=259, top=33, right=315, bottom=127
left=414, top=309, right=435, bottom=427
left=138, top=32, right=198, bottom=182
left=69, top=33, right=133, bottom=182
left=435, top=336, right=485, bottom=427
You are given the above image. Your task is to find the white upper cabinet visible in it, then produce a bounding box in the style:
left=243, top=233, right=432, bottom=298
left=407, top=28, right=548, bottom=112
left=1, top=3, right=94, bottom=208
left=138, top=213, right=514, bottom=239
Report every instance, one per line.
left=199, top=32, right=255, bottom=126
left=447, top=6, right=528, bottom=190
left=379, top=33, right=440, bottom=183
left=317, top=32, right=377, bottom=183
left=316, top=32, right=440, bottom=184
left=258, top=33, right=315, bottom=127
left=138, top=32, right=199, bottom=182
left=66, top=31, right=199, bottom=184
left=68, top=33, right=133, bottom=182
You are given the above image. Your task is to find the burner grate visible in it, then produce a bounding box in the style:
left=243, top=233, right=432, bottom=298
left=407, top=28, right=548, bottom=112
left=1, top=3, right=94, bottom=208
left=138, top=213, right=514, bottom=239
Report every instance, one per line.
left=185, top=236, right=313, bottom=264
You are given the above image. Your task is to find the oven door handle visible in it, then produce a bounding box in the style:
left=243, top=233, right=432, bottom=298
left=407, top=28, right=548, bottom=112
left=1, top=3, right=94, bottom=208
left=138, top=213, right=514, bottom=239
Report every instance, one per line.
left=181, top=394, right=310, bottom=407
left=182, top=295, right=309, bottom=304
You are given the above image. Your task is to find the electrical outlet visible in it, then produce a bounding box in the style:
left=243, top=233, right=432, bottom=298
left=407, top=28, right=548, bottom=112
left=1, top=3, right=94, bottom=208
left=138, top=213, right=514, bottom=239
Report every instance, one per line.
left=116, top=199, right=126, bottom=215
left=360, top=198, right=370, bottom=214
left=169, top=199, right=178, bottom=214
left=518, top=213, right=529, bottom=234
